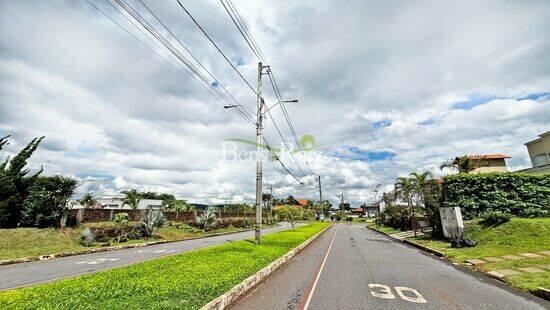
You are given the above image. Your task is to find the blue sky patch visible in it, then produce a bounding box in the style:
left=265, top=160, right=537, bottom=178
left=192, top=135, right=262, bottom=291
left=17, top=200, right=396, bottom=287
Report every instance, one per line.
left=334, top=147, right=395, bottom=162
left=517, top=92, right=550, bottom=101
left=451, top=93, right=502, bottom=110
left=418, top=118, right=436, bottom=126
left=373, top=119, right=392, bottom=129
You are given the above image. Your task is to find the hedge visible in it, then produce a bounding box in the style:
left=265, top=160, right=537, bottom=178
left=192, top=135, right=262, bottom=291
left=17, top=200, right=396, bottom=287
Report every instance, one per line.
left=443, top=173, right=550, bottom=219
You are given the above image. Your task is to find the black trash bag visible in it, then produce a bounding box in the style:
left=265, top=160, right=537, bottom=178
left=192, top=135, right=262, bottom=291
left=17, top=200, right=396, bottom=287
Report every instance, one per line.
left=451, top=237, right=477, bottom=248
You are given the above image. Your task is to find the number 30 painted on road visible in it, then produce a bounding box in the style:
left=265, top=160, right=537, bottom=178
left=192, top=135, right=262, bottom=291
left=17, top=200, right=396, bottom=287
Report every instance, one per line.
left=368, top=284, right=427, bottom=303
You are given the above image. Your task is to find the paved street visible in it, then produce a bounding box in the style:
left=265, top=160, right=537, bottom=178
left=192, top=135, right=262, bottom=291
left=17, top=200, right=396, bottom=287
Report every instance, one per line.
left=0, top=223, right=295, bottom=291
left=231, top=224, right=549, bottom=310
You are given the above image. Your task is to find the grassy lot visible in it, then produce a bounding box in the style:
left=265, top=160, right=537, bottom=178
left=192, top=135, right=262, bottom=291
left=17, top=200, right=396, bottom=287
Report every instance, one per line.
left=0, top=222, right=329, bottom=309
left=365, top=221, right=402, bottom=235
left=0, top=222, right=247, bottom=261
left=410, top=218, right=550, bottom=261
left=407, top=217, right=550, bottom=295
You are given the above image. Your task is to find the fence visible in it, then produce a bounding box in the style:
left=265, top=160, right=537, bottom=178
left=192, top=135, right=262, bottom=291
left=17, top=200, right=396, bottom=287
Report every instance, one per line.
left=67, top=208, right=257, bottom=224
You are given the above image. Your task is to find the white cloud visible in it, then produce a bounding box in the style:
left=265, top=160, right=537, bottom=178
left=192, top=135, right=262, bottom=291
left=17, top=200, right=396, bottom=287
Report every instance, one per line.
left=1, top=0, right=549, bottom=206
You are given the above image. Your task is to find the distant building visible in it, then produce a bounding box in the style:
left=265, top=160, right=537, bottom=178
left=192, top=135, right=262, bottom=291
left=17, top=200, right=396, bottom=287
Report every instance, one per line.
left=350, top=207, right=364, bottom=217
left=519, top=131, right=550, bottom=174
left=455, top=154, right=510, bottom=173
left=97, top=198, right=162, bottom=210
left=363, top=204, right=381, bottom=218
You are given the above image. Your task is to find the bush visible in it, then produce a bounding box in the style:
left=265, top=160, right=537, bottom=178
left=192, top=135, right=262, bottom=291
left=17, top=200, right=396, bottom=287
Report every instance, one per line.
left=139, top=210, right=166, bottom=237
left=480, top=212, right=512, bottom=226
left=195, top=209, right=218, bottom=231
left=345, top=217, right=353, bottom=222
left=80, top=228, right=95, bottom=246
left=20, top=176, right=77, bottom=228
left=112, top=213, right=129, bottom=224
left=443, top=173, right=550, bottom=219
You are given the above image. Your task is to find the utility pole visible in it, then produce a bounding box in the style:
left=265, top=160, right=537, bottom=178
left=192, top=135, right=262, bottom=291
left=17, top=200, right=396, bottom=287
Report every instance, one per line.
left=339, top=192, right=344, bottom=210
left=318, top=175, right=323, bottom=202
left=267, top=184, right=274, bottom=222
left=255, top=61, right=266, bottom=244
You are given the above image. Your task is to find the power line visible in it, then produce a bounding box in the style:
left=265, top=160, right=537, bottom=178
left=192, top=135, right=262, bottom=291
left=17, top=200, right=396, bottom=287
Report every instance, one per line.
left=226, top=0, right=267, bottom=62
left=176, top=0, right=258, bottom=96
left=219, top=0, right=264, bottom=62
left=111, top=0, right=256, bottom=124
left=137, top=0, right=254, bottom=118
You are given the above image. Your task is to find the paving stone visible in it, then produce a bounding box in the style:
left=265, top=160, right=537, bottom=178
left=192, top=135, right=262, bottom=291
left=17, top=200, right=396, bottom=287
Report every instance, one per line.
left=492, top=269, right=521, bottom=277
left=502, top=255, right=523, bottom=260
left=488, top=270, right=505, bottom=278
left=465, top=259, right=486, bottom=266
left=539, top=251, right=550, bottom=256
left=517, top=267, right=545, bottom=273
left=520, top=253, right=543, bottom=259
left=484, top=257, right=504, bottom=262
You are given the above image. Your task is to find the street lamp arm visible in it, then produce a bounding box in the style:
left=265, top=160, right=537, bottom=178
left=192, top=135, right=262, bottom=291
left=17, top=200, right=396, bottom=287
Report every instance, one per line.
left=264, top=99, right=298, bottom=114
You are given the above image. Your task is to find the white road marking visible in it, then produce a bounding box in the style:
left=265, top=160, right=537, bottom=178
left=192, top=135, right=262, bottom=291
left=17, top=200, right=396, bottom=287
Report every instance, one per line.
left=369, top=284, right=396, bottom=299
left=368, top=284, right=427, bottom=303
left=395, top=287, right=427, bottom=303
left=303, top=225, right=339, bottom=310
left=153, top=249, right=166, bottom=253
left=75, top=258, right=119, bottom=265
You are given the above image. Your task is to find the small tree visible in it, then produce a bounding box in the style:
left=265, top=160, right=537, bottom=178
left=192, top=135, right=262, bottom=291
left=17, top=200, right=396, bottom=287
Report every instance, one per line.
left=440, top=155, right=486, bottom=174
left=21, top=175, right=78, bottom=228
left=79, top=192, right=98, bottom=208
left=122, top=189, right=141, bottom=210
left=0, top=136, right=44, bottom=228
left=274, top=205, right=301, bottom=229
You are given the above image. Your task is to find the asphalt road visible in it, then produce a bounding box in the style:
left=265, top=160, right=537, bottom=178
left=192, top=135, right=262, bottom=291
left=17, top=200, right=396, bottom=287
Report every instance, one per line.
left=0, top=223, right=295, bottom=291
left=231, top=224, right=549, bottom=310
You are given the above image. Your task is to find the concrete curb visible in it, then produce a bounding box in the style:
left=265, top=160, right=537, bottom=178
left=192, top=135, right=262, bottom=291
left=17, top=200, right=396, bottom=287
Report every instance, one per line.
left=0, top=228, right=253, bottom=266
left=366, top=225, right=445, bottom=257
left=200, top=223, right=333, bottom=310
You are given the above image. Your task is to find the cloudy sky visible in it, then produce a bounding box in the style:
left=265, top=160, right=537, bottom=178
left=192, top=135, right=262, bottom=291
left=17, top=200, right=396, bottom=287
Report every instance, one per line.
left=1, top=0, right=549, bottom=205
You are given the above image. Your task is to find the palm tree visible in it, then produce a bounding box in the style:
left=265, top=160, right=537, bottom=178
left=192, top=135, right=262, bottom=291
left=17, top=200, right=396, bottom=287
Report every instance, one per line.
left=122, top=189, right=141, bottom=210
left=409, top=171, right=432, bottom=205
left=394, top=176, right=416, bottom=236
left=79, top=192, right=98, bottom=208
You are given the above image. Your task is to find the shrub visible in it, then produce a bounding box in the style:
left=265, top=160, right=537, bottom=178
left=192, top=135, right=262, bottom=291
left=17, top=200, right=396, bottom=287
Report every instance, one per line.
left=243, top=217, right=253, bottom=229
left=480, top=212, right=512, bottom=226
left=345, top=217, right=353, bottom=222
left=139, top=210, right=166, bottom=237
left=113, top=213, right=129, bottom=223
left=443, top=173, right=550, bottom=219
left=195, top=209, right=218, bottom=231
left=80, top=228, right=95, bottom=246
left=20, top=175, right=77, bottom=228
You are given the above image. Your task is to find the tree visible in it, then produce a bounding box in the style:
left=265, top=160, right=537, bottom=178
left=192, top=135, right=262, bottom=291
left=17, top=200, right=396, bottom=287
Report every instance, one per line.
left=0, top=136, right=44, bottom=227
left=274, top=205, right=302, bottom=229
left=440, top=155, right=485, bottom=174
left=122, top=189, right=141, bottom=210
left=262, top=193, right=272, bottom=209
left=21, top=175, right=77, bottom=228
left=79, top=192, right=98, bottom=208
left=339, top=202, right=351, bottom=211
left=196, top=208, right=218, bottom=231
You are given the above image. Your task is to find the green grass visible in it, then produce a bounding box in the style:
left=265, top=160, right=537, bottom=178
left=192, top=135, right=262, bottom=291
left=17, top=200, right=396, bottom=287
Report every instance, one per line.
left=0, top=222, right=248, bottom=261
left=365, top=221, right=402, bottom=235
left=409, top=218, right=550, bottom=261
left=0, top=222, right=329, bottom=309
left=406, top=217, right=550, bottom=295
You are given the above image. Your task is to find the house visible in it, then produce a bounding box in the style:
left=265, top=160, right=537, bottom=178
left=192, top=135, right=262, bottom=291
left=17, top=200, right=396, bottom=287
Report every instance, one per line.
left=519, top=131, right=550, bottom=174
left=363, top=204, right=381, bottom=218
left=455, top=154, right=510, bottom=173
left=350, top=207, right=364, bottom=217
left=97, top=198, right=162, bottom=210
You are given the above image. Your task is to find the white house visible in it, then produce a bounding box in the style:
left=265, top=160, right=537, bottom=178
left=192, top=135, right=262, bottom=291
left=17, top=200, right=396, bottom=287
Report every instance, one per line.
left=97, top=198, right=163, bottom=210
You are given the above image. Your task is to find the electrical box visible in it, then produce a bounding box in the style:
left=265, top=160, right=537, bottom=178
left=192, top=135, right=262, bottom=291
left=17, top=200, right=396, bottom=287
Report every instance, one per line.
left=439, top=207, right=464, bottom=239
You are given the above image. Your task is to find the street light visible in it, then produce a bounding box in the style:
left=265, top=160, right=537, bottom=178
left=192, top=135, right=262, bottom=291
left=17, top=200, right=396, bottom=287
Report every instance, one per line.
left=264, top=99, right=298, bottom=115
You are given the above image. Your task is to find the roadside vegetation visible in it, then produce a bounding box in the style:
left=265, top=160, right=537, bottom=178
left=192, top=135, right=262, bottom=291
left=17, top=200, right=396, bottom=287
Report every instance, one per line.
left=0, top=220, right=249, bottom=261
left=0, top=222, right=329, bottom=309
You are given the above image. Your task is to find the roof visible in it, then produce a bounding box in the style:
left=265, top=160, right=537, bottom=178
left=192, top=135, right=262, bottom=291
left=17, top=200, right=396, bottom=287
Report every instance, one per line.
left=525, top=131, right=550, bottom=145
left=351, top=207, right=364, bottom=212
left=297, top=199, right=309, bottom=206
left=454, top=153, right=510, bottom=163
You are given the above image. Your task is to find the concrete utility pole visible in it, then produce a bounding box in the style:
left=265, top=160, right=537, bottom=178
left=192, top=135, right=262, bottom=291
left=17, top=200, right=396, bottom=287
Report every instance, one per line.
left=318, top=175, right=323, bottom=202
left=255, top=61, right=266, bottom=244
left=267, top=184, right=274, bottom=221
